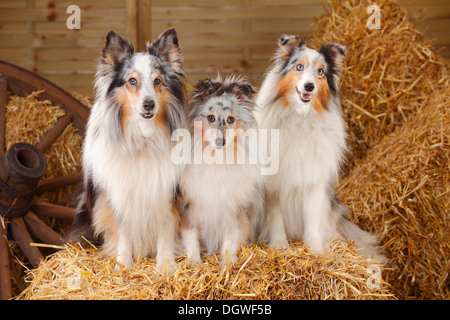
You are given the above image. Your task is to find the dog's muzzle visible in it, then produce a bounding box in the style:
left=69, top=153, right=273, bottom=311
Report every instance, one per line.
left=296, top=87, right=312, bottom=103
left=140, top=99, right=155, bottom=119
left=215, top=137, right=226, bottom=148
left=140, top=112, right=154, bottom=119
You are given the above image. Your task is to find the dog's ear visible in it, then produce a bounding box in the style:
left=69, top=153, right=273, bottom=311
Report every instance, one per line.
left=319, top=43, right=346, bottom=73
left=102, top=30, right=134, bottom=66
left=147, top=28, right=183, bottom=70
left=193, top=78, right=222, bottom=102
left=318, top=43, right=346, bottom=95
left=278, top=34, right=305, bottom=56
left=231, top=82, right=257, bottom=101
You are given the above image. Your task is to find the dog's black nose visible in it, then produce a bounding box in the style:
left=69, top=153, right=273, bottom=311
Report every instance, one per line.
left=304, top=83, right=315, bottom=92
left=215, top=138, right=226, bottom=147
left=143, top=99, right=155, bottom=111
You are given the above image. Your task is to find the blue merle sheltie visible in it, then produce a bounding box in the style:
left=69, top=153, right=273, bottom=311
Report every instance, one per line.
left=66, top=29, right=188, bottom=272
left=256, top=34, right=384, bottom=262
left=179, top=76, right=265, bottom=266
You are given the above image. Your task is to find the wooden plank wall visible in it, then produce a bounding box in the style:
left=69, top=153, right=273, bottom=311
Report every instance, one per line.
left=153, top=0, right=450, bottom=88
left=400, top=0, right=450, bottom=59
left=151, top=0, right=323, bottom=88
left=0, top=0, right=151, bottom=94
left=0, top=0, right=449, bottom=95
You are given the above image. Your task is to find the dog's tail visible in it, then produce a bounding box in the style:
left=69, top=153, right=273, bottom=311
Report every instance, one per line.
left=64, top=178, right=98, bottom=246
left=332, top=198, right=386, bottom=263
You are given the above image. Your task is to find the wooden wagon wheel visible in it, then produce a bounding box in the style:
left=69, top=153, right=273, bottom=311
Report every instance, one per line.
left=0, top=60, right=89, bottom=299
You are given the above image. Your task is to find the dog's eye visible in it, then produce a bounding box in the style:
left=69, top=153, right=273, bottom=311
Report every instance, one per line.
left=207, top=115, right=215, bottom=122
left=128, top=78, right=137, bottom=85
left=317, top=68, right=324, bottom=75
left=154, top=78, right=161, bottom=85
left=227, top=116, right=235, bottom=124
left=296, top=64, right=304, bottom=71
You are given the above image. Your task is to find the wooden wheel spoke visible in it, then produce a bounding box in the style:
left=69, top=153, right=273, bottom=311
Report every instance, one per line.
left=31, top=199, right=75, bottom=221
left=36, top=113, right=73, bottom=153
left=0, top=61, right=89, bottom=297
left=9, top=217, right=43, bottom=269
left=0, top=75, right=7, bottom=157
left=36, top=171, right=82, bottom=193
left=0, top=219, right=12, bottom=300
left=23, top=211, right=64, bottom=246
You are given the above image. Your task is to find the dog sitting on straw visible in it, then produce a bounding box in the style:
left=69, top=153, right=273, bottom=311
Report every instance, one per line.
left=256, top=34, right=385, bottom=263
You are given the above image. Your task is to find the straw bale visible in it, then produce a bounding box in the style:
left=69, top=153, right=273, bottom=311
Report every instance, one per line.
left=7, top=91, right=393, bottom=300
left=337, top=90, right=449, bottom=299
left=16, top=239, right=393, bottom=300
left=307, top=0, right=449, bottom=299
left=309, top=0, right=449, bottom=172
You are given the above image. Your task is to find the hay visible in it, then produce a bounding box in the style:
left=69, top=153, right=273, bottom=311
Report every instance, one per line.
left=7, top=0, right=449, bottom=300
left=310, top=0, right=449, bottom=299
left=310, top=0, right=449, bottom=172
left=7, top=91, right=393, bottom=300
left=5, top=90, right=87, bottom=207
left=16, top=239, right=392, bottom=300
left=337, top=92, right=449, bottom=299
left=4, top=90, right=89, bottom=295
left=306, top=1, right=450, bottom=299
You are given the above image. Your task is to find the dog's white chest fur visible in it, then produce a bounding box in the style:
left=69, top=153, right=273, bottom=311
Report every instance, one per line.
left=268, top=105, right=346, bottom=190
left=83, top=130, right=179, bottom=258
left=181, top=163, right=262, bottom=253
left=258, top=100, right=347, bottom=240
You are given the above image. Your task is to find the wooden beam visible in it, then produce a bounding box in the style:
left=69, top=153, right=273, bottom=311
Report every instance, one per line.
left=30, top=199, right=75, bottom=221
left=23, top=211, right=64, bottom=246
left=36, top=113, right=73, bottom=153
left=0, top=75, right=6, bottom=157
left=9, top=217, right=43, bottom=269
left=125, top=0, right=151, bottom=51
left=0, top=219, right=12, bottom=300
left=138, top=0, right=152, bottom=51
left=125, top=0, right=139, bottom=49
left=36, top=171, right=82, bottom=193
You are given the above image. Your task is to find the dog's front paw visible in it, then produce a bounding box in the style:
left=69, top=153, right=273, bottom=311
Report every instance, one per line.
left=269, top=237, right=288, bottom=250
left=305, top=238, right=325, bottom=255
left=221, top=252, right=238, bottom=267
left=115, top=253, right=133, bottom=270
left=186, top=255, right=202, bottom=267
left=156, top=257, right=177, bottom=274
